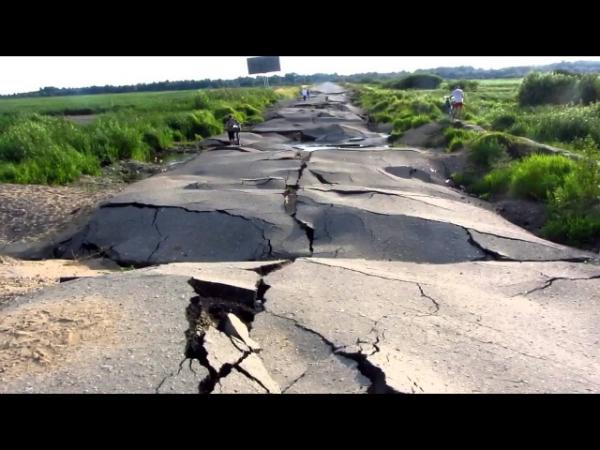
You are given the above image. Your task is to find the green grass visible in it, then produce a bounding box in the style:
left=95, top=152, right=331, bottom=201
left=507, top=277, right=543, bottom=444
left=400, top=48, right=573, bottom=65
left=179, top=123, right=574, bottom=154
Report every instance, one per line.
left=353, top=76, right=600, bottom=248
left=354, top=85, right=444, bottom=137
left=467, top=132, right=512, bottom=168
left=0, top=87, right=295, bottom=185
left=443, top=127, right=480, bottom=152
left=473, top=154, right=576, bottom=201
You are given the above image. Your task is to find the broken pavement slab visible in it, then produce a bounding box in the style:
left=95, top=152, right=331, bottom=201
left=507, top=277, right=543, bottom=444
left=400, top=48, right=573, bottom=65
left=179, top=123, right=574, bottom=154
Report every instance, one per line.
left=223, top=313, right=262, bottom=351
left=0, top=271, right=202, bottom=393
left=0, top=260, right=281, bottom=394
left=261, top=258, right=600, bottom=393
left=2, top=256, right=600, bottom=393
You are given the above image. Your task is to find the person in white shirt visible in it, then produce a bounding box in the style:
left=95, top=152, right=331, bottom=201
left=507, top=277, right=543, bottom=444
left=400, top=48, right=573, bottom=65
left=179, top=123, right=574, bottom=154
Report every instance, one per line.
left=301, top=88, right=308, bottom=101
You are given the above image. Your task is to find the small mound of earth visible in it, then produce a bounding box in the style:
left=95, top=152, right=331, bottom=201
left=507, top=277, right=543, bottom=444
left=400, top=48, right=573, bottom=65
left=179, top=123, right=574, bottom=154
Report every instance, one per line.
left=0, top=296, right=121, bottom=381
left=397, top=122, right=446, bottom=148
left=0, top=183, right=122, bottom=246
left=494, top=199, right=548, bottom=234
left=0, top=256, right=119, bottom=309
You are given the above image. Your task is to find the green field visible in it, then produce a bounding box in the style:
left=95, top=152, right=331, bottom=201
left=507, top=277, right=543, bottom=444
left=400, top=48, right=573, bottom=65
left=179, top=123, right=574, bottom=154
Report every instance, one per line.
left=0, top=87, right=296, bottom=185
left=354, top=74, right=600, bottom=248
left=0, top=90, right=205, bottom=115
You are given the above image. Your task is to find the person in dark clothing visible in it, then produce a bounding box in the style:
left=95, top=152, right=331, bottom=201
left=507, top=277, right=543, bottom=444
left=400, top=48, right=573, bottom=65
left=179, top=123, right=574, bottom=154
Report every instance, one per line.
left=225, top=115, right=241, bottom=145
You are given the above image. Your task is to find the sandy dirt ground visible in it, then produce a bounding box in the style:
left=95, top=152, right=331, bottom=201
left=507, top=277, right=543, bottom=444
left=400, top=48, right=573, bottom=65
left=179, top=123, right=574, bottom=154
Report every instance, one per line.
left=0, top=255, right=119, bottom=309
left=0, top=181, right=122, bottom=245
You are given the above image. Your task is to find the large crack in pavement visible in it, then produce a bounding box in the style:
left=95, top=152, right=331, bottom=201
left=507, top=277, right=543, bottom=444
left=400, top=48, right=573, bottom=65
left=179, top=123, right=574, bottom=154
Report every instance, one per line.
left=181, top=262, right=291, bottom=394
left=177, top=258, right=398, bottom=394
left=147, top=208, right=167, bottom=263
left=302, top=258, right=441, bottom=315
left=465, top=229, right=509, bottom=261
left=514, top=274, right=600, bottom=297
left=263, top=310, right=397, bottom=394
left=284, top=151, right=315, bottom=255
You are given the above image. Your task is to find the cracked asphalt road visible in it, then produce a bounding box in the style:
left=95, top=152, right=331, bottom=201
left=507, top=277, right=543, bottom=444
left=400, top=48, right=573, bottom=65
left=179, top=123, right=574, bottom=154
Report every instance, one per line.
left=2, top=82, right=600, bottom=393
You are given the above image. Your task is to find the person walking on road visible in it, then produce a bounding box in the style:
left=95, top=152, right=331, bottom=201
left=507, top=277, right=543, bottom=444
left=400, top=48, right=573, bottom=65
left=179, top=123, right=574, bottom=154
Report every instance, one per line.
left=225, top=115, right=241, bottom=146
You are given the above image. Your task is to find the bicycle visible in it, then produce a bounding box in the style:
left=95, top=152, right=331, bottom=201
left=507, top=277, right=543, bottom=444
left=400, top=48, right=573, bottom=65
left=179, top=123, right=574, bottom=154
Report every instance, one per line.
left=448, top=100, right=464, bottom=121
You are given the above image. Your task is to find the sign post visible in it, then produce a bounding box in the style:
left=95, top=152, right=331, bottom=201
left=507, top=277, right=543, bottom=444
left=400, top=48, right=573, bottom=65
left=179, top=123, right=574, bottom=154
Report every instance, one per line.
left=247, top=56, right=281, bottom=88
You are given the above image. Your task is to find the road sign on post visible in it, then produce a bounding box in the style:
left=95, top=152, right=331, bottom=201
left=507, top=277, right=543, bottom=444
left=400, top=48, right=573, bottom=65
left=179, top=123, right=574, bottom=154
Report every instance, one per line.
left=247, top=56, right=281, bottom=88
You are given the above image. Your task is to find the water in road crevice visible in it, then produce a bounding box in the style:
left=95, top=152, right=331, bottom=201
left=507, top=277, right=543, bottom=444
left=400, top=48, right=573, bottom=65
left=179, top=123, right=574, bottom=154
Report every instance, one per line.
left=292, top=133, right=390, bottom=152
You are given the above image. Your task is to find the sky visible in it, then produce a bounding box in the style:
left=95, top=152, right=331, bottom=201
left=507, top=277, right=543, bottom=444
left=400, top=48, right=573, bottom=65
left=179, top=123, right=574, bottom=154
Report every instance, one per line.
left=0, top=56, right=599, bottom=95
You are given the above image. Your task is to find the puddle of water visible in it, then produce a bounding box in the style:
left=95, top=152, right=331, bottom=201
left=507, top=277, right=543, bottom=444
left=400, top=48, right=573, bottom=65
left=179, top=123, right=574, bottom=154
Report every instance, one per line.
left=292, top=133, right=391, bottom=151
left=292, top=144, right=390, bottom=152
left=158, top=152, right=198, bottom=167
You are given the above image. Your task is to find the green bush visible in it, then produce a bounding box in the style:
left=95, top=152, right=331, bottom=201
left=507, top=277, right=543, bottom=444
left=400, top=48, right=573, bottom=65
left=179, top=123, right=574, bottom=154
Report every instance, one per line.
left=450, top=171, right=480, bottom=188
left=509, top=154, right=575, bottom=200
left=409, top=99, right=437, bottom=115
left=192, top=110, right=223, bottom=137
left=0, top=119, right=55, bottom=163
left=444, top=127, right=479, bottom=152
left=518, top=72, right=600, bottom=106
left=213, top=105, right=238, bottom=121
left=491, top=113, right=517, bottom=131
left=468, top=132, right=512, bottom=168
left=91, top=118, right=148, bottom=162
left=518, top=72, right=579, bottom=106
left=193, top=92, right=211, bottom=109
left=142, top=126, right=174, bottom=150
left=445, top=80, right=479, bottom=91
left=578, top=74, right=600, bottom=105
left=410, top=115, right=431, bottom=128
left=549, top=149, right=600, bottom=213
left=389, top=130, right=404, bottom=141
left=542, top=148, right=600, bottom=246
left=0, top=143, right=99, bottom=184
left=373, top=112, right=393, bottom=123
left=472, top=165, right=513, bottom=196
left=542, top=214, right=600, bottom=246
left=244, top=114, right=264, bottom=126
left=240, top=103, right=261, bottom=117
left=529, top=105, right=600, bottom=146
left=371, top=99, right=391, bottom=112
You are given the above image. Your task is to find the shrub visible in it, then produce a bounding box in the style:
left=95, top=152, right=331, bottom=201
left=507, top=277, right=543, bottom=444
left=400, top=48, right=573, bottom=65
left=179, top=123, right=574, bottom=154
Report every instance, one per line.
left=193, top=92, right=211, bottom=109
left=371, top=99, right=391, bottom=112
left=542, top=214, right=600, bottom=246
left=549, top=148, right=600, bottom=214
left=509, top=154, right=575, bottom=200
left=445, top=80, right=479, bottom=91
left=578, top=74, right=600, bottom=105
left=468, top=132, right=512, bottom=168
left=191, top=110, right=223, bottom=138
left=472, top=165, right=513, bottom=196
left=518, top=72, right=600, bottom=106
left=491, top=113, right=517, bottom=131
left=518, top=72, right=579, bottom=106
left=444, top=127, right=479, bottom=152
left=410, top=115, right=431, bottom=129
left=393, top=117, right=413, bottom=133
